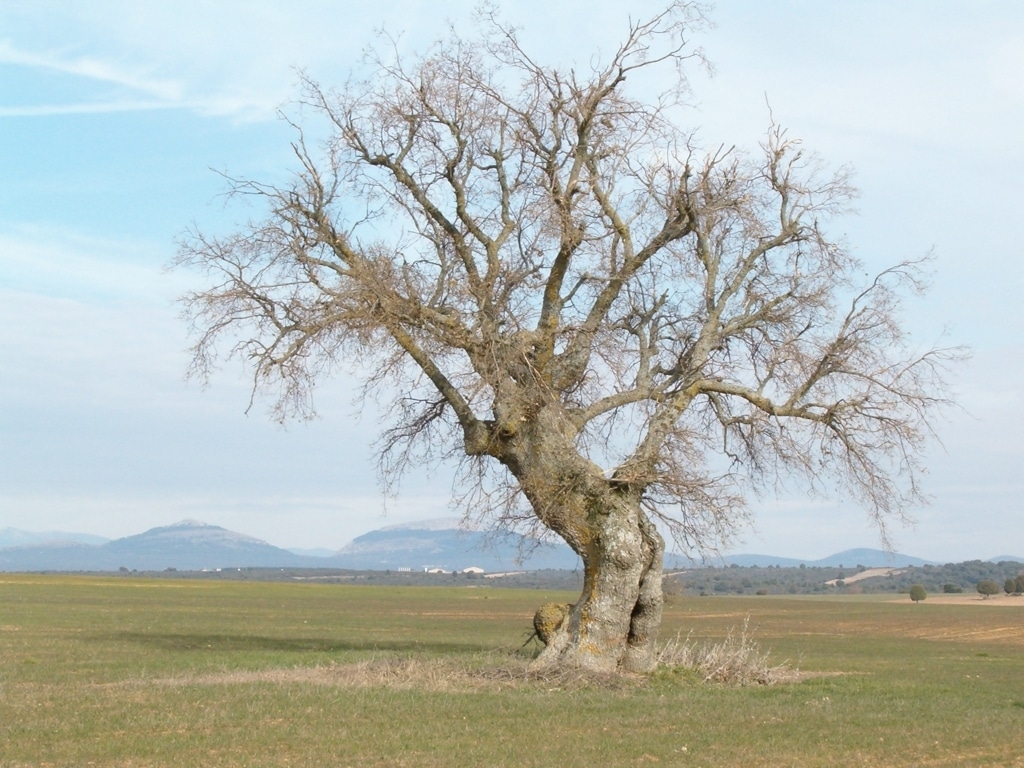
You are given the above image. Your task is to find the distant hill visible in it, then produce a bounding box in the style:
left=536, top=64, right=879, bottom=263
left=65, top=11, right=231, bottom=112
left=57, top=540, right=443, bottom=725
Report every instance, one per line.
left=100, top=520, right=315, bottom=570
left=330, top=519, right=581, bottom=571
left=0, top=520, right=316, bottom=572
left=807, top=548, right=933, bottom=568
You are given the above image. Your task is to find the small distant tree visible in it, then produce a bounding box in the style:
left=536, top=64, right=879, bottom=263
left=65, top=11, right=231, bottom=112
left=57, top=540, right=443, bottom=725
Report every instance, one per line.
left=942, top=583, right=962, bottom=594
left=909, top=584, right=927, bottom=604
left=1016, top=575, right=1024, bottom=595
left=977, top=580, right=1000, bottom=599
left=1005, top=578, right=1017, bottom=596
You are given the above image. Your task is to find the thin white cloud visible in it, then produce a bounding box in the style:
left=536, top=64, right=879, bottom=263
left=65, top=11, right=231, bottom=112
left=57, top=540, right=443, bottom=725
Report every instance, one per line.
left=0, top=39, right=182, bottom=101
left=0, top=0, right=683, bottom=122
left=0, top=100, right=192, bottom=117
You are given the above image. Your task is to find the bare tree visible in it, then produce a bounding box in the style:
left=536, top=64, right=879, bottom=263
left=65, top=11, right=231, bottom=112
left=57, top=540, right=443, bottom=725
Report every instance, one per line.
left=177, top=2, right=960, bottom=672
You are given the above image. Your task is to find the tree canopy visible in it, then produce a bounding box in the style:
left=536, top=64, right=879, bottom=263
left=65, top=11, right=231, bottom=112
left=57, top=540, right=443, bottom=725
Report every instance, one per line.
left=178, top=2, right=960, bottom=671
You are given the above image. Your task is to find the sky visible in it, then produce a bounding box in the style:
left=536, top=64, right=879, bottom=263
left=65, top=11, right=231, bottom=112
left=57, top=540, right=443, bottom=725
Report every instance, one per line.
left=1, top=0, right=1022, bottom=563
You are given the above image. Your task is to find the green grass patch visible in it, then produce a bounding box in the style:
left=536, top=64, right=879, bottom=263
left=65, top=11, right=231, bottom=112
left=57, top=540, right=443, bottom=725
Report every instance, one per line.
left=2, top=575, right=1022, bottom=766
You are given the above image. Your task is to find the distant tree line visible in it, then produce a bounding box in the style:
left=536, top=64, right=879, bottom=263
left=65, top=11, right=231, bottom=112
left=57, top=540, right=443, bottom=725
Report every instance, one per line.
left=107, top=561, right=1022, bottom=597
left=665, top=560, right=1024, bottom=597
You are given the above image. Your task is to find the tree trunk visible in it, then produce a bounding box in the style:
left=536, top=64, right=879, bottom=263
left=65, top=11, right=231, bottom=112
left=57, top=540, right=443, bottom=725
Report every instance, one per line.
left=534, top=498, right=665, bottom=674
left=491, top=403, right=666, bottom=673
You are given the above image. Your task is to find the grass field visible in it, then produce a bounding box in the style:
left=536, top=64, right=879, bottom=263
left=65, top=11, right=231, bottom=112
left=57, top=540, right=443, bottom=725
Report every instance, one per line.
left=1, top=575, right=1022, bottom=767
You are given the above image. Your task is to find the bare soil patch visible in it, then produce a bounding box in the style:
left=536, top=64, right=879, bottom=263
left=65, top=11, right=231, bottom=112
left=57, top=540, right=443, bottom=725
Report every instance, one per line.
left=824, top=567, right=903, bottom=586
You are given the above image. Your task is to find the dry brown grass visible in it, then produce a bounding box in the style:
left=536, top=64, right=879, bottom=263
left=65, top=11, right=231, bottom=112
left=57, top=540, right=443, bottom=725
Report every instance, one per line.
left=656, top=616, right=793, bottom=685
left=121, top=620, right=799, bottom=693
left=112, top=653, right=648, bottom=694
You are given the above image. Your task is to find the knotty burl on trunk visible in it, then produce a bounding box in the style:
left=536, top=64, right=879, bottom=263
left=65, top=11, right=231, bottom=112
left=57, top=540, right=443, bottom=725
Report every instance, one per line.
left=178, top=2, right=959, bottom=672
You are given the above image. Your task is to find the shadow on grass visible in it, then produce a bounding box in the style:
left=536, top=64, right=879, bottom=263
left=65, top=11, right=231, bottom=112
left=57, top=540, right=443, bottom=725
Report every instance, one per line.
left=95, top=632, right=479, bottom=655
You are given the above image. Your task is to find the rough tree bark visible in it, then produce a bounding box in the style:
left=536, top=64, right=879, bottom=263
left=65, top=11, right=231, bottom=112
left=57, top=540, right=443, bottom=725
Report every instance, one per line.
left=492, top=402, right=666, bottom=671
left=177, top=2, right=961, bottom=673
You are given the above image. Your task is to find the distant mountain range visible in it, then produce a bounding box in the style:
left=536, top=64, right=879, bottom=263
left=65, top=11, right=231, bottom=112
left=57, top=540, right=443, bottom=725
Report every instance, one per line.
left=1, top=520, right=1020, bottom=573
left=0, top=519, right=581, bottom=573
